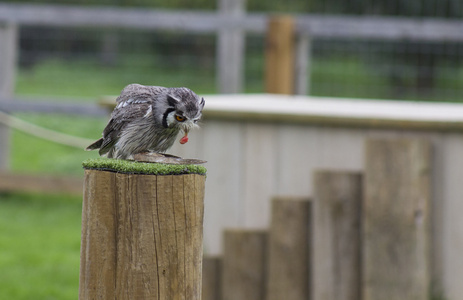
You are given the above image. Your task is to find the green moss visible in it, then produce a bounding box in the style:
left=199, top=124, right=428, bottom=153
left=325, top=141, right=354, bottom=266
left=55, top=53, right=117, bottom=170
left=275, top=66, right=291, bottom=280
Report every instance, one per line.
left=82, top=158, right=207, bottom=176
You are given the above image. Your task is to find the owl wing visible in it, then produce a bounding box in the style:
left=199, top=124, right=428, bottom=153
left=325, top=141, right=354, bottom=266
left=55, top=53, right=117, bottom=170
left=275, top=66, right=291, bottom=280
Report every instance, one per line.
left=98, top=98, right=153, bottom=156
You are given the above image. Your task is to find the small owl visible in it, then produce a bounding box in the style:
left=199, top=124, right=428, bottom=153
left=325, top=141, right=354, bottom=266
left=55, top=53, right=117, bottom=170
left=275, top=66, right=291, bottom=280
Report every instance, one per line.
left=86, top=84, right=205, bottom=159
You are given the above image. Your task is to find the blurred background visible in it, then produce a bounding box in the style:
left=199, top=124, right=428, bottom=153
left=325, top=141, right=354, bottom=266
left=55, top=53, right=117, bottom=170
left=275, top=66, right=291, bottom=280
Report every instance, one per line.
left=0, top=0, right=462, bottom=299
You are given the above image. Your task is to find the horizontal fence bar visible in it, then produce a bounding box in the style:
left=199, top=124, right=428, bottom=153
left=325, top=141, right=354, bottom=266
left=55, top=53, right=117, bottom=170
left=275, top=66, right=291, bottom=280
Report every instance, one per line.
left=1, top=4, right=463, bottom=41
left=295, top=15, right=463, bottom=42
left=0, top=97, right=108, bottom=116
left=0, top=3, right=265, bottom=33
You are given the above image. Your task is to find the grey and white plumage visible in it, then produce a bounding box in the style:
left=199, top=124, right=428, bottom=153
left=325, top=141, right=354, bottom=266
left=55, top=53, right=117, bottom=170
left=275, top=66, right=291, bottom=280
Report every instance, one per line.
left=86, top=84, right=205, bottom=159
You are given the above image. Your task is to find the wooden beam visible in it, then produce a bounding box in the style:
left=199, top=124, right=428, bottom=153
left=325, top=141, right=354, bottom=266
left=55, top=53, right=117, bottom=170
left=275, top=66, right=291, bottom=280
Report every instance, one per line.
left=0, top=172, right=83, bottom=195
left=294, top=34, right=310, bottom=95
left=265, top=16, right=295, bottom=94
left=217, top=0, right=245, bottom=93
left=363, top=139, right=432, bottom=300
left=221, top=229, right=267, bottom=300
left=0, top=22, right=17, bottom=170
left=267, top=197, right=311, bottom=300
left=312, top=170, right=362, bottom=300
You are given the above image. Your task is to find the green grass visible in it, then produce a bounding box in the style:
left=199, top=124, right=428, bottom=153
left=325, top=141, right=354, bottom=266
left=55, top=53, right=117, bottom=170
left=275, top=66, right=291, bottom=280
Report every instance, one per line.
left=0, top=192, right=82, bottom=300
left=16, top=57, right=217, bottom=99
left=83, top=158, right=207, bottom=175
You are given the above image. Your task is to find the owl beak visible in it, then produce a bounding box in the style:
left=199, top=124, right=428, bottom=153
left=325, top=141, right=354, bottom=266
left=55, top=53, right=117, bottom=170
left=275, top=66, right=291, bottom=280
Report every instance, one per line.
left=179, top=129, right=189, bottom=144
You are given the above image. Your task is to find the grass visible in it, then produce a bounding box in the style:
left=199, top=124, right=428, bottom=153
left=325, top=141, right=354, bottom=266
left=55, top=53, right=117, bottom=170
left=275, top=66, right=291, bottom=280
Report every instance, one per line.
left=16, top=57, right=217, bottom=99
left=0, top=192, right=82, bottom=300
left=83, top=158, right=207, bottom=175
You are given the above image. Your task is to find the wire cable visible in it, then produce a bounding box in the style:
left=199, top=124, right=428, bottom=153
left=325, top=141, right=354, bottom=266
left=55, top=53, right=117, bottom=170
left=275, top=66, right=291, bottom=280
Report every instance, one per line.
left=0, top=110, right=94, bottom=149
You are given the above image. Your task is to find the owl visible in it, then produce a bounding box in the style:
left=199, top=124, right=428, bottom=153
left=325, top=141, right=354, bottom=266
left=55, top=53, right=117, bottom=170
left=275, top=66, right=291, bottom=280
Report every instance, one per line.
left=86, top=84, right=205, bottom=159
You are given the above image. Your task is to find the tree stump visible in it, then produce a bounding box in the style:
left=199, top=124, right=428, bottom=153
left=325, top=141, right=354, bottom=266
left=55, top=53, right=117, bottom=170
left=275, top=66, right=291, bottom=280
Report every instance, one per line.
left=79, top=159, right=206, bottom=299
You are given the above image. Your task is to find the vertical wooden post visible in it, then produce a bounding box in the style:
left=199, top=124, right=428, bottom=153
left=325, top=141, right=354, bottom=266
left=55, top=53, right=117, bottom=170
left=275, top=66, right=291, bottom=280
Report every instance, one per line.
left=202, top=256, right=222, bottom=300
left=79, top=170, right=205, bottom=299
left=217, top=0, right=245, bottom=93
left=0, top=22, right=18, bottom=170
left=267, top=197, right=311, bottom=300
left=363, top=139, right=432, bottom=300
left=221, top=230, right=267, bottom=300
left=294, top=34, right=311, bottom=95
left=265, top=16, right=295, bottom=94
left=312, top=171, right=362, bottom=300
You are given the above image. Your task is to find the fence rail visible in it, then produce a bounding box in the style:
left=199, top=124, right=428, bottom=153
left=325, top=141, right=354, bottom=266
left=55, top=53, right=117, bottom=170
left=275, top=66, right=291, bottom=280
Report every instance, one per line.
left=0, top=97, right=107, bottom=116
left=2, top=3, right=463, bottom=41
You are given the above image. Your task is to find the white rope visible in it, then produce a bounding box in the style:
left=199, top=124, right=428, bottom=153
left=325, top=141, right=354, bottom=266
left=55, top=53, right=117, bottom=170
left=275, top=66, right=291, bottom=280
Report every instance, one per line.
left=0, top=110, right=94, bottom=149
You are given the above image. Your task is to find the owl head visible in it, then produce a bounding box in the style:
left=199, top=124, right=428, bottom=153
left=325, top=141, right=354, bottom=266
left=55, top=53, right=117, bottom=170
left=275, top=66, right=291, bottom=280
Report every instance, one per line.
left=159, top=87, right=205, bottom=142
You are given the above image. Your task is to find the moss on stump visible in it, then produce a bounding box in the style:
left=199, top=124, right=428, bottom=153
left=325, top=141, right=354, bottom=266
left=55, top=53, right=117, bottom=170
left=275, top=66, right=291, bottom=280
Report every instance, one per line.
left=82, top=158, right=207, bottom=176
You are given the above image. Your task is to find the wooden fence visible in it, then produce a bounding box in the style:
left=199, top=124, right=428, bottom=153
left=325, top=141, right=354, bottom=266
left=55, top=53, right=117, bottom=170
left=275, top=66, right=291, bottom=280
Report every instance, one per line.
left=168, top=93, right=463, bottom=300
left=202, top=138, right=433, bottom=300
left=2, top=2, right=463, bottom=167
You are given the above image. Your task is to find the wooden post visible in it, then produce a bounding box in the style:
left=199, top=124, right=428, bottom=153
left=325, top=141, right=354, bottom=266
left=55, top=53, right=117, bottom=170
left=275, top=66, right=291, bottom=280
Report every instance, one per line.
left=202, top=256, right=222, bottom=300
left=312, top=171, right=362, bottom=300
left=267, top=197, right=311, bottom=300
left=0, top=22, right=17, bottom=170
left=265, top=16, right=295, bottom=94
left=222, top=229, right=267, bottom=300
left=217, top=0, right=245, bottom=94
left=294, top=34, right=311, bottom=95
left=79, top=170, right=205, bottom=299
left=363, top=139, right=432, bottom=300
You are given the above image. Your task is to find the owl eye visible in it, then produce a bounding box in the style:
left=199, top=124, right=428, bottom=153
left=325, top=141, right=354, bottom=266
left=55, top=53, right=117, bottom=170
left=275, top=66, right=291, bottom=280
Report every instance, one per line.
left=175, top=115, right=186, bottom=122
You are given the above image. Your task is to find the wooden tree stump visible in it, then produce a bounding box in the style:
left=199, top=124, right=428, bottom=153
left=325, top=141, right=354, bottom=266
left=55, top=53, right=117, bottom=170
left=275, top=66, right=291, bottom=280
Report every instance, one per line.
left=79, top=159, right=206, bottom=300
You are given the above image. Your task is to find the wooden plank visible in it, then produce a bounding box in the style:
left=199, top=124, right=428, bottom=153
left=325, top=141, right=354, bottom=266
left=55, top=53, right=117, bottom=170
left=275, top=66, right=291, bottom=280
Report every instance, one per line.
left=0, top=172, right=83, bottom=195
left=312, top=170, right=362, bottom=300
left=3, top=4, right=463, bottom=42
left=202, top=256, right=222, bottom=300
left=294, top=34, right=310, bottom=95
left=222, top=229, right=267, bottom=300
left=200, top=94, right=463, bottom=132
left=265, top=16, right=295, bottom=94
left=295, top=15, right=463, bottom=42
left=0, top=98, right=108, bottom=116
left=217, top=0, right=245, bottom=93
left=267, top=197, right=311, bottom=300
left=0, top=22, right=17, bottom=170
left=363, top=139, right=432, bottom=300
